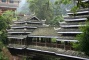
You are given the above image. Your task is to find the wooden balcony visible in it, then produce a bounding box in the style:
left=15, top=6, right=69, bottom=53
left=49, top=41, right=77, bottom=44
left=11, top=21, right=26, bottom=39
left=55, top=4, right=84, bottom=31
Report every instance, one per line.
left=7, top=35, right=27, bottom=39
left=27, top=45, right=89, bottom=59
left=7, top=44, right=89, bottom=60
left=7, top=44, right=26, bottom=49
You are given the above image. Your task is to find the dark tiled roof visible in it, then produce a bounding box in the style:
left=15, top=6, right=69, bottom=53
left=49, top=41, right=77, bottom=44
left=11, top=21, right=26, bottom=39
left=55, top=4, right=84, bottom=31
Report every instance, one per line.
left=0, top=3, right=18, bottom=8
left=64, top=15, right=89, bottom=19
left=57, top=28, right=81, bottom=32
left=7, top=35, right=27, bottom=39
left=28, top=27, right=59, bottom=38
left=7, top=29, right=34, bottom=32
left=14, top=16, right=42, bottom=23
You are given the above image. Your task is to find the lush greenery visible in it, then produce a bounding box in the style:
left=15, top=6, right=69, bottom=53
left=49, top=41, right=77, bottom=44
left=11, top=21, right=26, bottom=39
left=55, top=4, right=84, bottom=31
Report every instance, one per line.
left=75, top=22, right=89, bottom=56
left=28, top=0, right=53, bottom=23
left=71, top=0, right=89, bottom=56
left=28, top=0, right=66, bottom=26
left=0, top=10, right=16, bottom=44
left=0, top=10, right=16, bottom=60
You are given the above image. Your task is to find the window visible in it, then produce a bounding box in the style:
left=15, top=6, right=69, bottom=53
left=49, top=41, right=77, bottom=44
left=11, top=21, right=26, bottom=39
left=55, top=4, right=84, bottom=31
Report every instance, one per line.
left=2, top=0, right=6, bottom=2
left=9, top=0, right=14, bottom=3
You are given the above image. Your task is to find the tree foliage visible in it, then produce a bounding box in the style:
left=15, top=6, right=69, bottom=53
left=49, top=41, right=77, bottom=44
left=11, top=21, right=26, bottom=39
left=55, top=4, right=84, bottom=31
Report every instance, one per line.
left=55, top=0, right=71, bottom=5
left=2, top=10, right=15, bottom=24
left=0, top=10, right=15, bottom=44
left=0, top=16, right=7, bottom=31
left=50, top=15, right=64, bottom=26
left=28, top=0, right=53, bottom=23
left=0, top=10, right=15, bottom=60
left=75, top=22, right=89, bottom=55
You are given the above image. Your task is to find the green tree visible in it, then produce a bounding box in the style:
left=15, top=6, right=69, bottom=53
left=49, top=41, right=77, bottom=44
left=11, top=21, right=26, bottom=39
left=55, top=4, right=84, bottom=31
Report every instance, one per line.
left=0, top=16, right=7, bottom=31
left=0, top=10, right=16, bottom=59
left=28, top=0, right=53, bottom=23
left=55, top=0, right=71, bottom=5
left=1, top=10, right=15, bottom=25
left=50, top=15, right=64, bottom=26
left=0, top=16, right=7, bottom=44
left=75, top=22, right=89, bottom=55
left=0, top=10, right=15, bottom=44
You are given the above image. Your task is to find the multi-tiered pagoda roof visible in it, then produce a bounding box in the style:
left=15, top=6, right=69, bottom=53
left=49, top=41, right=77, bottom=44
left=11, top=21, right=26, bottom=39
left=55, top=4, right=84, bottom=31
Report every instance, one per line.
left=57, top=0, right=89, bottom=43
left=7, top=15, right=44, bottom=49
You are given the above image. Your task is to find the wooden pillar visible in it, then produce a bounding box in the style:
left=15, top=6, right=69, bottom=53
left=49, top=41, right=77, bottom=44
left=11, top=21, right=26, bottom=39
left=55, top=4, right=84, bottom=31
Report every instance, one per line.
left=45, top=38, right=46, bottom=47
left=16, top=39, right=18, bottom=44
left=10, top=38, right=12, bottom=44
left=39, top=37, right=41, bottom=46
left=69, top=41, right=71, bottom=50
left=64, top=41, right=65, bottom=50
left=8, top=38, right=10, bottom=44
left=21, top=39, right=22, bottom=45
left=56, top=40, right=57, bottom=48
left=13, top=39, right=15, bottom=44
left=32, top=38, right=33, bottom=45
left=37, top=37, right=39, bottom=45
left=24, top=38, right=26, bottom=45
left=14, top=39, right=15, bottom=44
left=36, top=38, right=37, bottom=46
left=49, top=38, right=51, bottom=47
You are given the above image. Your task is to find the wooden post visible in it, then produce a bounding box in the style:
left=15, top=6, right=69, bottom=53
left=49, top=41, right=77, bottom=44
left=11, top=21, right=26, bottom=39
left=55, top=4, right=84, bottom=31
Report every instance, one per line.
left=69, top=41, right=71, bottom=50
left=36, top=38, right=37, bottom=46
left=13, top=39, right=15, bottom=44
left=31, top=37, right=33, bottom=45
left=56, top=41, right=57, bottom=48
left=9, top=38, right=10, bottom=44
left=49, top=38, right=52, bottom=47
left=64, top=41, right=65, bottom=50
left=45, top=38, right=46, bottom=47
left=21, top=39, right=22, bottom=45
left=24, top=38, right=26, bottom=45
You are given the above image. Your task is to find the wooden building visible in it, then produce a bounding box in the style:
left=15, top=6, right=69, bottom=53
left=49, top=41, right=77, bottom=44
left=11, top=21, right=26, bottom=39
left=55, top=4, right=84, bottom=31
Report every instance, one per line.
left=57, top=0, right=89, bottom=50
left=7, top=15, right=44, bottom=49
left=7, top=0, right=89, bottom=60
left=0, top=0, right=20, bottom=15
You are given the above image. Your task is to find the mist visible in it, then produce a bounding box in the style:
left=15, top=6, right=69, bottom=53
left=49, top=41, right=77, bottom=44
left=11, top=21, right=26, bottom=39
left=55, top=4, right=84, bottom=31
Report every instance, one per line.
left=16, top=0, right=30, bottom=15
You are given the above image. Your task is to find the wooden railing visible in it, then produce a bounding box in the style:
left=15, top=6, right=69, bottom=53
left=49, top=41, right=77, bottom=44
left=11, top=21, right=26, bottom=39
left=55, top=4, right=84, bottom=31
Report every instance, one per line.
left=28, top=42, right=72, bottom=50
